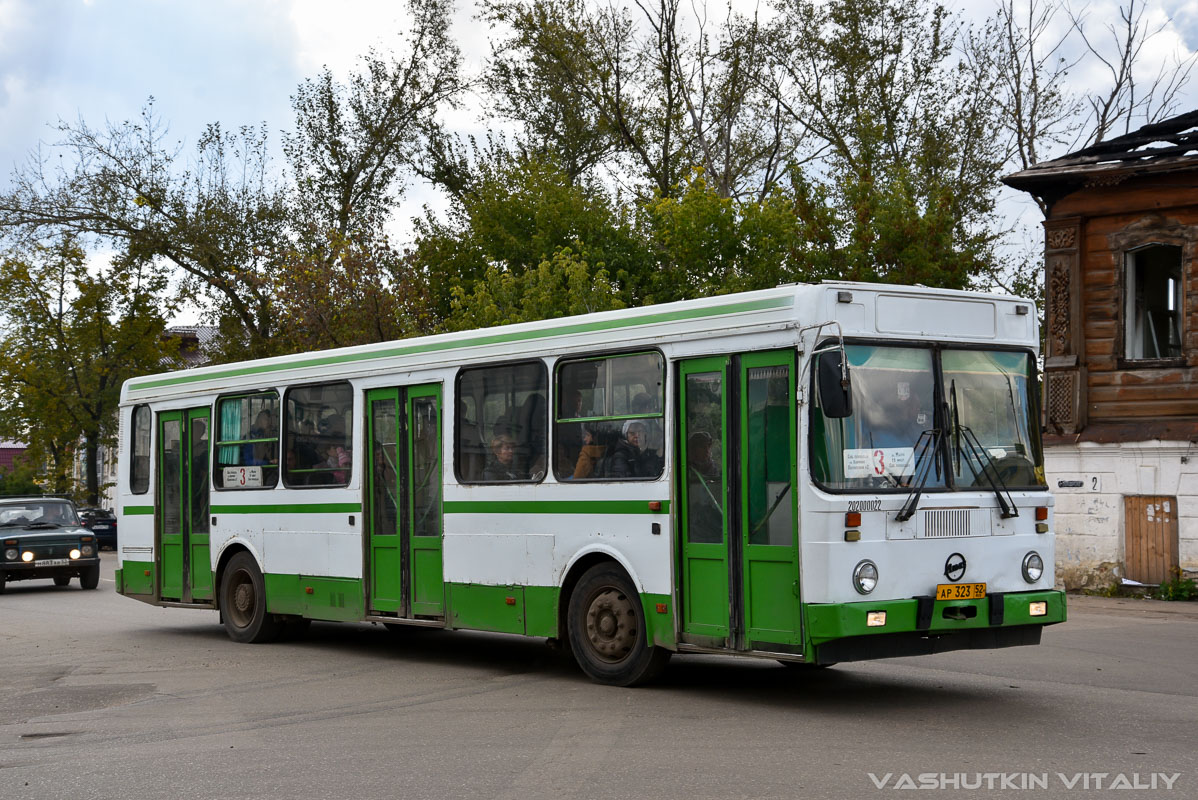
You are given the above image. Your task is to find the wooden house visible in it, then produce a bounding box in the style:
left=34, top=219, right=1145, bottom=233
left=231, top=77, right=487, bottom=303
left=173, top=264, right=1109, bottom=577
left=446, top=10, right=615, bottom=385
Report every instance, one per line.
left=1005, top=111, right=1198, bottom=589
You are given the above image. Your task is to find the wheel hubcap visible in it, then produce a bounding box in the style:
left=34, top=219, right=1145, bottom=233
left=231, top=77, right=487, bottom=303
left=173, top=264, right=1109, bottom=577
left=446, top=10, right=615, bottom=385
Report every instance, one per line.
left=227, top=570, right=255, bottom=627
left=585, top=587, right=637, bottom=663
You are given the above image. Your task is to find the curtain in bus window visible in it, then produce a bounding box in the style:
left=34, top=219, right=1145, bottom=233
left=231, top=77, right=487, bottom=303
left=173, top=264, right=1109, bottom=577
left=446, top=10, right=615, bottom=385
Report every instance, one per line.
left=218, top=402, right=241, bottom=468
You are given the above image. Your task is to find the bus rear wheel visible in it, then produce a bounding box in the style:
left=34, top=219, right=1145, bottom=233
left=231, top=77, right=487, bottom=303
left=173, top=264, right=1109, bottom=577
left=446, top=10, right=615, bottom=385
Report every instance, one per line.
left=221, top=552, right=282, bottom=644
left=567, top=564, right=670, bottom=686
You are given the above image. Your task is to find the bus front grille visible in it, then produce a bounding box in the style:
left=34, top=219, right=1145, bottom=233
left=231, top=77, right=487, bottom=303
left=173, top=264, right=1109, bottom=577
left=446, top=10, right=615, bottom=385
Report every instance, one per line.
left=922, top=509, right=971, bottom=538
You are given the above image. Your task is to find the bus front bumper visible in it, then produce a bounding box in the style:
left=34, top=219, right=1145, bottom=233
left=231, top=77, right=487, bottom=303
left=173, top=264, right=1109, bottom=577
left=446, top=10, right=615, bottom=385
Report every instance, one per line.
left=804, top=590, right=1066, bottom=665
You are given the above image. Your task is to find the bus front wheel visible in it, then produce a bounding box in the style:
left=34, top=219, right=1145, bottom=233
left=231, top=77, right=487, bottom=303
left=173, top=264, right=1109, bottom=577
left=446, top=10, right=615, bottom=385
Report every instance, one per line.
left=221, top=552, right=282, bottom=644
left=567, top=564, right=670, bottom=686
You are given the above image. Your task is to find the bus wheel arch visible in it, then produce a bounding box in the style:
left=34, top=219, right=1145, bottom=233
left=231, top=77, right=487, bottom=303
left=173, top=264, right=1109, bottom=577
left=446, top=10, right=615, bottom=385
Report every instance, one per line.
left=556, top=548, right=645, bottom=642
left=216, top=547, right=281, bottom=644
left=563, top=559, right=670, bottom=686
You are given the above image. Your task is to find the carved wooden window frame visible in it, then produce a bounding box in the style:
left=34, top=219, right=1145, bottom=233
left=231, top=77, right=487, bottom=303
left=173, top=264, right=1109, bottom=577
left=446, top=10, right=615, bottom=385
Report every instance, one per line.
left=1109, top=218, right=1195, bottom=371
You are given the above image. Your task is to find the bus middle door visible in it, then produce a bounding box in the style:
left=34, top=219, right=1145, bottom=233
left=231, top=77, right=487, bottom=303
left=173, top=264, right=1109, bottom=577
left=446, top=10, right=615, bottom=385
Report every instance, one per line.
left=366, top=385, right=444, bottom=620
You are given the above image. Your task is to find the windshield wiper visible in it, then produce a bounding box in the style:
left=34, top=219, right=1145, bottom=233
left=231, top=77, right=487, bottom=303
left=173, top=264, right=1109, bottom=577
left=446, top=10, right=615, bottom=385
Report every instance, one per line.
left=956, top=425, right=1018, bottom=519
left=26, top=522, right=61, bottom=529
left=896, top=428, right=943, bottom=522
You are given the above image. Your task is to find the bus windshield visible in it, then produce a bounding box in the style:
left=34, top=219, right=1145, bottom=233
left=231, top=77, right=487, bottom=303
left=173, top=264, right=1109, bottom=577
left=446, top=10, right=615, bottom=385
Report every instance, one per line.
left=812, top=344, right=1045, bottom=491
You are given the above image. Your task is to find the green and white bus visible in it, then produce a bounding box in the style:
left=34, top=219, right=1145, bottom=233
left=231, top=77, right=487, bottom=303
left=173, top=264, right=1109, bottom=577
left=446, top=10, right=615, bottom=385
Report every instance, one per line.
left=115, top=282, right=1065, bottom=685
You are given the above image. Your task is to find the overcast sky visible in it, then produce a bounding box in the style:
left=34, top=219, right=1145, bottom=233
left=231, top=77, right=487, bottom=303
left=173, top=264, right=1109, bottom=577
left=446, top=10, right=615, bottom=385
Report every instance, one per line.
left=2, top=0, right=1197, bottom=255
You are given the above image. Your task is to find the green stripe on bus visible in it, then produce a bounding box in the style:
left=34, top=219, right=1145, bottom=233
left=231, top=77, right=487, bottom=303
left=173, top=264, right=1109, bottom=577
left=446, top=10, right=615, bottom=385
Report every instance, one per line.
left=443, top=500, right=669, bottom=515
left=210, top=502, right=363, bottom=514
left=124, top=505, right=154, bottom=516
left=127, top=295, right=793, bottom=392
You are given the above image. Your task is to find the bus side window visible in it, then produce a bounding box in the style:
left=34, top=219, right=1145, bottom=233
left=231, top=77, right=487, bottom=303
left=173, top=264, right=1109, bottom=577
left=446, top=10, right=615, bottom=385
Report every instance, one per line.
left=130, top=404, right=151, bottom=494
left=554, top=352, right=664, bottom=482
left=284, top=382, right=354, bottom=488
left=213, top=392, right=280, bottom=489
left=456, top=362, right=548, bottom=484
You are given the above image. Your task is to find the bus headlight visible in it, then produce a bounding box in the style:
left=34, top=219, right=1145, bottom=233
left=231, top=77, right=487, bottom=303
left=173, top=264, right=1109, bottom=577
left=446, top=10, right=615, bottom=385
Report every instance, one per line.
left=1022, top=552, right=1044, bottom=583
left=853, top=560, right=879, bottom=594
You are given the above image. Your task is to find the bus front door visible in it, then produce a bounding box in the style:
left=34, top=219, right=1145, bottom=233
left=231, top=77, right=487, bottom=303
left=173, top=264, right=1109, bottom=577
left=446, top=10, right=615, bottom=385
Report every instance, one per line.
left=157, top=407, right=213, bottom=604
left=677, top=351, right=801, bottom=651
left=366, top=385, right=445, bottom=620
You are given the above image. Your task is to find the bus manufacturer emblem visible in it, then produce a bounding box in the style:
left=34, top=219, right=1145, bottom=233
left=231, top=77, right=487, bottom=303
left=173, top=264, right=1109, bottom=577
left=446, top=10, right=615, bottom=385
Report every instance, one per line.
left=944, top=553, right=967, bottom=582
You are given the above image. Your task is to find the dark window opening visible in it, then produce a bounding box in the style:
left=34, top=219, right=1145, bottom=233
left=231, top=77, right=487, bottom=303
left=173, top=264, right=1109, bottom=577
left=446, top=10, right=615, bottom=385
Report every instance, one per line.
left=1125, top=244, right=1184, bottom=360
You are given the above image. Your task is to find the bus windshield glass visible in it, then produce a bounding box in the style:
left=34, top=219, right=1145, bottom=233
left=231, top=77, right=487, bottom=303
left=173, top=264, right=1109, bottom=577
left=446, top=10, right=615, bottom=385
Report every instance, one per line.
left=943, top=349, right=1045, bottom=489
left=812, top=344, right=1044, bottom=491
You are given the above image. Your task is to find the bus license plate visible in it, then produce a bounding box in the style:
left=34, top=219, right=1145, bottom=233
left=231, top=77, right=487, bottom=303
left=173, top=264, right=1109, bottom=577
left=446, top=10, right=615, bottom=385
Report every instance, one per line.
left=936, top=582, right=986, bottom=600
left=38, top=558, right=70, bottom=567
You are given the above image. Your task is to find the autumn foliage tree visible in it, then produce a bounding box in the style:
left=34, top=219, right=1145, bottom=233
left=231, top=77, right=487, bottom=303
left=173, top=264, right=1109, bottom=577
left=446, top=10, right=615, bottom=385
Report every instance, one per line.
left=0, top=239, right=177, bottom=504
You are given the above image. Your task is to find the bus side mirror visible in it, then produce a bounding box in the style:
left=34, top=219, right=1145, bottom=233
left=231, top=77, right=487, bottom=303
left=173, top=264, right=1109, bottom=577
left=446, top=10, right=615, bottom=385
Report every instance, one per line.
left=818, top=351, right=853, bottom=418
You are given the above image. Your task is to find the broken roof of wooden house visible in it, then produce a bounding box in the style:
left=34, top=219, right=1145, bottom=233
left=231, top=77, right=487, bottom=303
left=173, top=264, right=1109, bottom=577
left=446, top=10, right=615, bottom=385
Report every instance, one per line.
left=1003, top=110, right=1198, bottom=206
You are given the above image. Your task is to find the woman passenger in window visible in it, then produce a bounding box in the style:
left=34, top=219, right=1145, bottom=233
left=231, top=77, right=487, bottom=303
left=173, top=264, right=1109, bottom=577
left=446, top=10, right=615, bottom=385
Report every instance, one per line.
left=572, top=425, right=608, bottom=479
left=483, top=433, right=521, bottom=481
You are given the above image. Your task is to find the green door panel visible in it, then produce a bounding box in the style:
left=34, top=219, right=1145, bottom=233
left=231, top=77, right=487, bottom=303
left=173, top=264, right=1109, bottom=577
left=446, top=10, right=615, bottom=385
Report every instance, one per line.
left=366, top=384, right=444, bottom=620
left=676, top=351, right=802, bottom=650
left=367, top=388, right=403, bottom=613
left=158, top=412, right=184, bottom=601
left=739, top=351, right=801, bottom=647
left=407, top=386, right=444, bottom=618
left=678, top=357, right=730, bottom=640
left=186, top=407, right=213, bottom=601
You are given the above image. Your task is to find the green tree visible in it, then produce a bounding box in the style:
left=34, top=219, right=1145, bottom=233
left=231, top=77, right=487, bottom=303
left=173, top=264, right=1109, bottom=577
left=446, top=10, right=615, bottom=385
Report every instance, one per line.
left=414, top=149, right=651, bottom=317
left=0, top=109, right=289, bottom=358
left=766, top=0, right=1007, bottom=287
left=446, top=246, right=625, bottom=330
left=0, top=239, right=178, bottom=505
left=480, top=0, right=793, bottom=200
left=285, top=0, right=465, bottom=241
left=271, top=230, right=434, bottom=353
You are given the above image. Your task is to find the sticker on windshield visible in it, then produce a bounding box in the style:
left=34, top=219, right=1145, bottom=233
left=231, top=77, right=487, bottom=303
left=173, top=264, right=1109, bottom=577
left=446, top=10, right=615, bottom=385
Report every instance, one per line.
left=844, top=448, right=915, bottom=478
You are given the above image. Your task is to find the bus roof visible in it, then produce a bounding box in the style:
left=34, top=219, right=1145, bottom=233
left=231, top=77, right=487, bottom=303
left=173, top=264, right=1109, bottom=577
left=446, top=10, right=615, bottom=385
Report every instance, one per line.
left=122, top=282, right=1036, bottom=404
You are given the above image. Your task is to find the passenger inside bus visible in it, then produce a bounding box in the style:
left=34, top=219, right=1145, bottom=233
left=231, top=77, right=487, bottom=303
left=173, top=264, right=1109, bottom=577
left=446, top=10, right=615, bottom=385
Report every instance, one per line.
left=483, top=433, right=521, bottom=481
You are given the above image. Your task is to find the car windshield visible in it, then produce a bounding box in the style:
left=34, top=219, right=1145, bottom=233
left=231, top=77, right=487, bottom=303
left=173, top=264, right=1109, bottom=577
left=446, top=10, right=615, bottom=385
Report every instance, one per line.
left=0, top=500, right=80, bottom=527
left=812, top=344, right=1045, bottom=491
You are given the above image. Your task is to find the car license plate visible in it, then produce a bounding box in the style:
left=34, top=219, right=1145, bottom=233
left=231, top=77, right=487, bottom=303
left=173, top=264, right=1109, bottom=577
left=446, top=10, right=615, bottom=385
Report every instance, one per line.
left=936, top=582, right=986, bottom=600
left=93, top=524, right=110, bottom=530
left=39, top=558, right=70, bottom=567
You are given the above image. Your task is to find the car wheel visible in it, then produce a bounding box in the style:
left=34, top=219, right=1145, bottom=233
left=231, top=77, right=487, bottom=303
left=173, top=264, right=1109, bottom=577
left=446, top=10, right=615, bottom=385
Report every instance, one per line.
left=567, top=563, right=670, bottom=686
left=79, top=565, right=100, bottom=591
left=53, top=575, right=71, bottom=587
left=0, top=570, right=6, bottom=594
left=220, top=552, right=282, bottom=644
left=79, top=564, right=100, bottom=590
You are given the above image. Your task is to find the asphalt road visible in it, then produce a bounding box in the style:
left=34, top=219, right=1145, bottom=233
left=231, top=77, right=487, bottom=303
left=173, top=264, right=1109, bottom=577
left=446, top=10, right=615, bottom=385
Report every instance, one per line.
left=1, top=553, right=1195, bottom=800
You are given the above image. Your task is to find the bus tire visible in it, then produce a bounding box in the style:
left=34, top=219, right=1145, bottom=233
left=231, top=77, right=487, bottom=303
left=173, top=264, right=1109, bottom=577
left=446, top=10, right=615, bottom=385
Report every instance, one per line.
left=79, top=565, right=100, bottom=590
left=220, top=552, right=282, bottom=644
left=567, top=564, right=670, bottom=686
